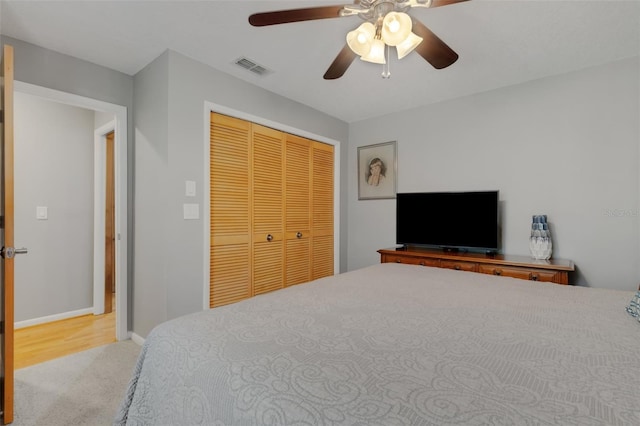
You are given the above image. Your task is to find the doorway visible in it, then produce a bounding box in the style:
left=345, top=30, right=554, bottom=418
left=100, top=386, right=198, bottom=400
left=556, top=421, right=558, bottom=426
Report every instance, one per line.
left=94, top=123, right=117, bottom=317
left=13, top=81, right=128, bottom=341
left=105, top=131, right=115, bottom=314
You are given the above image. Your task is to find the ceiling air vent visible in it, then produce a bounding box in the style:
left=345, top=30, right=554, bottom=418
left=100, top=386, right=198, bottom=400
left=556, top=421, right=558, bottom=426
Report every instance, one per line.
left=234, top=57, right=271, bottom=76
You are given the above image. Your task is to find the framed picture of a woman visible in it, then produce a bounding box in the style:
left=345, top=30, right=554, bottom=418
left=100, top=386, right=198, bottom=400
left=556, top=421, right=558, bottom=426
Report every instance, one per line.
left=357, top=141, right=397, bottom=200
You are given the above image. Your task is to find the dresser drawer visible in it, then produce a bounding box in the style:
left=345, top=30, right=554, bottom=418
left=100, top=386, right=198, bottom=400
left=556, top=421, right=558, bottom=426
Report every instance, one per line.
left=383, top=254, right=439, bottom=267
left=478, top=265, right=558, bottom=283
left=440, top=260, right=477, bottom=272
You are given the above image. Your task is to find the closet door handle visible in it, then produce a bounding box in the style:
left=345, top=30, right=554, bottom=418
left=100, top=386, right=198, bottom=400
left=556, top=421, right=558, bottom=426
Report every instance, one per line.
left=266, top=234, right=273, bottom=242
left=296, top=232, right=303, bottom=239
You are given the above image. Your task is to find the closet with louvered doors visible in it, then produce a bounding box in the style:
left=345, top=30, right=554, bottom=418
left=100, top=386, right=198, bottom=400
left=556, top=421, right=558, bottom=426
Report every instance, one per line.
left=251, top=124, right=285, bottom=296
left=209, top=112, right=334, bottom=308
left=209, top=113, right=251, bottom=308
left=285, top=135, right=335, bottom=286
left=284, top=134, right=311, bottom=287
left=311, top=141, right=334, bottom=279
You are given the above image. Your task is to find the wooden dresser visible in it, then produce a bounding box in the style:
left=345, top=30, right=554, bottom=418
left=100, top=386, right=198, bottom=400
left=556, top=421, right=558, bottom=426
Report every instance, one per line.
left=378, top=247, right=575, bottom=285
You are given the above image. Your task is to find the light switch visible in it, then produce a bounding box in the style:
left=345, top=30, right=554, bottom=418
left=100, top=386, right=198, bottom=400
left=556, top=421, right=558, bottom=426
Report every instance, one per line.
left=36, top=206, right=48, bottom=220
left=185, top=180, right=196, bottom=197
left=183, top=203, right=199, bottom=220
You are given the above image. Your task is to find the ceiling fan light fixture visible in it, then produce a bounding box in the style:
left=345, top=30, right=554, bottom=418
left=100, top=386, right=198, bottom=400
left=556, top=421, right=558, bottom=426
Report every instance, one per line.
left=381, top=12, right=412, bottom=46
left=346, top=22, right=375, bottom=56
left=396, top=32, right=424, bottom=59
left=249, top=0, right=466, bottom=80
left=361, top=38, right=386, bottom=64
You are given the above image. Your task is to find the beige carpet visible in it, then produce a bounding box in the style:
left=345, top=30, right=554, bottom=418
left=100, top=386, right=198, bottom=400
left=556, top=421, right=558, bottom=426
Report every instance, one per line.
left=14, top=340, right=141, bottom=426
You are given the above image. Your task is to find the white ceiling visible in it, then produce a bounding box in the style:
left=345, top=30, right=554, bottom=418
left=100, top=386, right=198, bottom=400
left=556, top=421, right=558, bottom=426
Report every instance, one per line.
left=1, top=0, right=639, bottom=123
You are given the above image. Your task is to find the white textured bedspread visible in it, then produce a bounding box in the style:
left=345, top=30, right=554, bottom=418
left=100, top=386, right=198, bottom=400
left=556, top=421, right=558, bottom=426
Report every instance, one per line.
left=115, top=263, right=640, bottom=425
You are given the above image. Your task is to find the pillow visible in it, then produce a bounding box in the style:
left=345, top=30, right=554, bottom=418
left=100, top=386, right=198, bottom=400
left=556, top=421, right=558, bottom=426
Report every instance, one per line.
left=626, top=290, right=640, bottom=322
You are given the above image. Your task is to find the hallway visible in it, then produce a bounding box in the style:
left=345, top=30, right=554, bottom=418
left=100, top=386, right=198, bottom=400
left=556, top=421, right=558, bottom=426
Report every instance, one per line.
left=15, top=310, right=116, bottom=369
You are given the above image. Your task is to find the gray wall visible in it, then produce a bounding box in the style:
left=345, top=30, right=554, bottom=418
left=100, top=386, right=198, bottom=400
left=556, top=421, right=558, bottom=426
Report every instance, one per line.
left=132, top=51, right=170, bottom=337
left=1, top=36, right=135, bottom=326
left=7, top=33, right=636, bottom=340
left=14, top=93, right=94, bottom=321
left=347, top=57, right=640, bottom=290
left=95, top=111, right=115, bottom=129
left=132, top=50, right=349, bottom=337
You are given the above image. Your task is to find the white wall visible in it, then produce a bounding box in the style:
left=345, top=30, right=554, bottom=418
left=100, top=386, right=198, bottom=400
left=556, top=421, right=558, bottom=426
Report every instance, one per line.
left=348, top=57, right=640, bottom=290
left=14, top=92, right=95, bottom=321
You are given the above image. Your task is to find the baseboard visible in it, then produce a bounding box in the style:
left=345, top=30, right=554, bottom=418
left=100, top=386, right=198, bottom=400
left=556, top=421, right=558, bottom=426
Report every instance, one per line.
left=131, top=332, right=145, bottom=346
left=15, top=307, right=95, bottom=330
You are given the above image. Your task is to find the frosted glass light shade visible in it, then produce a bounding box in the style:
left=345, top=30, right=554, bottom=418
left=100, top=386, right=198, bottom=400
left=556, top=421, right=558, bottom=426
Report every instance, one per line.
left=381, top=12, right=412, bottom=46
left=361, top=39, right=386, bottom=64
left=346, top=22, right=375, bottom=57
left=396, top=32, right=423, bottom=59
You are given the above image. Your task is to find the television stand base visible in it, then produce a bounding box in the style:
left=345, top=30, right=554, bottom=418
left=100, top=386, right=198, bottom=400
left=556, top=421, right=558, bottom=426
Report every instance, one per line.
left=442, top=247, right=461, bottom=253
left=378, top=247, right=575, bottom=285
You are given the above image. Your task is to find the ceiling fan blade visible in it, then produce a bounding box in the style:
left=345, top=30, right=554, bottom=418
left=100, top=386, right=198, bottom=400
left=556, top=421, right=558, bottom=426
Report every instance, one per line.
left=430, top=0, right=471, bottom=8
left=412, top=19, right=459, bottom=69
left=323, top=44, right=358, bottom=80
left=249, top=6, right=344, bottom=26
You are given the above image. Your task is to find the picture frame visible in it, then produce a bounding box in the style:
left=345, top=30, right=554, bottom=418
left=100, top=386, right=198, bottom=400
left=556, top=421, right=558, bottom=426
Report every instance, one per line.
left=357, top=141, right=397, bottom=200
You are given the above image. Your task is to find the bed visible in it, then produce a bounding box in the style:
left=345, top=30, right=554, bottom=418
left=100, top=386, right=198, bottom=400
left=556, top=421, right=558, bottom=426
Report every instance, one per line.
left=115, top=263, right=640, bottom=425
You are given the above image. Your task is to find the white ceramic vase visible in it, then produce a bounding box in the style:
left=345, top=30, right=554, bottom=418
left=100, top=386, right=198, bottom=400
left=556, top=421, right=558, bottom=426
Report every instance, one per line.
left=529, top=215, right=552, bottom=260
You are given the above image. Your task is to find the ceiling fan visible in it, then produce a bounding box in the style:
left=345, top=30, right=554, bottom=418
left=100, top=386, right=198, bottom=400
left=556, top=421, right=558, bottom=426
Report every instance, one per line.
left=249, top=0, right=470, bottom=80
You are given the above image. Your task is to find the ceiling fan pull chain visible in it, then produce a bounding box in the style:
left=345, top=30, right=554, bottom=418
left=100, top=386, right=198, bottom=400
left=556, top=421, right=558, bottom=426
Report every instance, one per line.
left=382, top=44, right=391, bottom=78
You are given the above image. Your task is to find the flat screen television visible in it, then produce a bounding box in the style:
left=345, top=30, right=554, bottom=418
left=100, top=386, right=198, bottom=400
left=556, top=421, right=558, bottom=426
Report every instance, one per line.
left=396, top=190, right=499, bottom=253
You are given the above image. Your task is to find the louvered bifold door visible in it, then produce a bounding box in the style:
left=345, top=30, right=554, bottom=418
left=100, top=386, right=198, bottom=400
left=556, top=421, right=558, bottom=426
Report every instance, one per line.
left=252, top=124, right=285, bottom=295
left=311, top=142, right=334, bottom=279
left=210, top=113, right=251, bottom=308
left=285, top=135, right=311, bottom=287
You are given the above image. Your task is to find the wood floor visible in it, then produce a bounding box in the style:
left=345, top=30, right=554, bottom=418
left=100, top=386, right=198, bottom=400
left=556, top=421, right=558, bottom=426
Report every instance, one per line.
left=14, top=309, right=116, bottom=370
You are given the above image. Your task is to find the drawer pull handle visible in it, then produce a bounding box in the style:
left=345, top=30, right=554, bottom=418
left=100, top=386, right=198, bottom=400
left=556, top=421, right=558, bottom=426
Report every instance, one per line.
left=454, top=265, right=461, bottom=270
left=419, top=261, right=425, bottom=266
left=296, top=232, right=303, bottom=238
left=531, top=274, right=539, bottom=281
left=396, top=259, right=402, bottom=263
left=494, top=269, right=502, bottom=276
left=266, top=234, right=273, bottom=242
